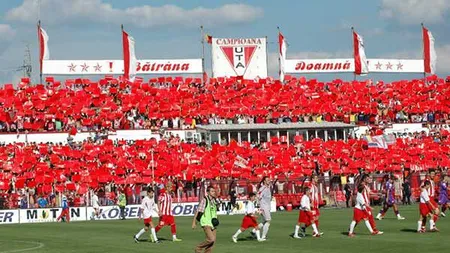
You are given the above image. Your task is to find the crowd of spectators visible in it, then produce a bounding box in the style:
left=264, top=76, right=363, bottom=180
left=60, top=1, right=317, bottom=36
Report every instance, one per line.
left=1, top=75, right=450, bottom=133
left=1, top=127, right=449, bottom=209
left=1, top=75, right=450, bottom=210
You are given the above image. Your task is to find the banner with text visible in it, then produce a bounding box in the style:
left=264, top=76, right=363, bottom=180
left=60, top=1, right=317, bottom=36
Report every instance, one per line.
left=42, top=59, right=203, bottom=75
left=284, top=59, right=424, bottom=74
left=0, top=209, right=19, bottom=224
left=1, top=200, right=276, bottom=224
left=212, top=38, right=267, bottom=79
left=19, top=207, right=86, bottom=223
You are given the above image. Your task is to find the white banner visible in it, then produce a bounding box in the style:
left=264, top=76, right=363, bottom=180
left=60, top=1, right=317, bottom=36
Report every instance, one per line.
left=19, top=207, right=86, bottom=223
left=42, top=59, right=203, bottom=75
left=85, top=200, right=275, bottom=220
left=1, top=200, right=277, bottom=224
left=212, top=38, right=267, bottom=79
left=0, top=209, right=19, bottom=224
left=284, top=59, right=424, bottom=74
left=0, top=130, right=160, bottom=145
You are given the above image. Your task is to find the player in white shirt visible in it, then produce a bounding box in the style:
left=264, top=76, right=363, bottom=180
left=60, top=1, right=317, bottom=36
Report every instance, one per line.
left=293, top=187, right=321, bottom=238
left=418, top=181, right=439, bottom=233
left=348, top=185, right=379, bottom=237
left=232, top=193, right=264, bottom=243
left=91, top=190, right=101, bottom=220
left=257, top=176, right=272, bottom=240
left=134, top=188, right=160, bottom=243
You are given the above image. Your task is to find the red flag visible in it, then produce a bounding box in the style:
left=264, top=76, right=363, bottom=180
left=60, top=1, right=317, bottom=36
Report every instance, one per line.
left=278, top=32, right=287, bottom=82
left=353, top=30, right=368, bottom=75
left=423, top=26, right=437, bottom=74
left=122, top=27, right=137, bottom=81
left=38, top=22, right=49, bottom=74
left=205, top=34, right=212, bottom=44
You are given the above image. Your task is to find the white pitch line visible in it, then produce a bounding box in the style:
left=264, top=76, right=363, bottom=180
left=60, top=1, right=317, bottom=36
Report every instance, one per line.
left=0, top=240, right=45, bottom=253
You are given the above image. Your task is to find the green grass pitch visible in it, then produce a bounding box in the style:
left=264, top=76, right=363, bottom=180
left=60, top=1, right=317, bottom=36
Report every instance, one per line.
left=1, top=206, right=448, bottom=253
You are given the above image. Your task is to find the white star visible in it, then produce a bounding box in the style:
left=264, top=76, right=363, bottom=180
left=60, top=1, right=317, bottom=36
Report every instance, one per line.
left=81, top=63, right=89, bottom=72
left=68, top=63, right=77, bottom=72
left=94, top=63, right=102, bottom=72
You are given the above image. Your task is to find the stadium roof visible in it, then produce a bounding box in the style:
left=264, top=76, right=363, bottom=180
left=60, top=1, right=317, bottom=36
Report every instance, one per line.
left=196, top=122, right=355, bottom=132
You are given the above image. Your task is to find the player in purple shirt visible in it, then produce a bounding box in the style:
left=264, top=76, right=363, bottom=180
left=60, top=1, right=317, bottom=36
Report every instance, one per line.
left=438, top=176, right=449, bottom=217
left=376, top=175, right=405, bottom=220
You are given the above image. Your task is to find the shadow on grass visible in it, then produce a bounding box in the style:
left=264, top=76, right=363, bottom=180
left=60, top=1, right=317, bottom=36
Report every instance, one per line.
left=400, top=229, right=418, bottom=233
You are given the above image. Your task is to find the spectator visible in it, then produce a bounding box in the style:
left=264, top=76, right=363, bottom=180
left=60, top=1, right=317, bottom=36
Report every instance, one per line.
left=402, top=180, right=411, bottom=205
left=37, top=195, right=48, bottom=208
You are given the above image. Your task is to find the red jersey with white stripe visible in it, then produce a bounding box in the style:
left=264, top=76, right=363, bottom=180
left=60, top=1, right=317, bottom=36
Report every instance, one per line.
left=158, top=192, right=173, bottom=216
left=310, top=183, right=321, bottom=209
left=362, top=185, right=372, bottom=208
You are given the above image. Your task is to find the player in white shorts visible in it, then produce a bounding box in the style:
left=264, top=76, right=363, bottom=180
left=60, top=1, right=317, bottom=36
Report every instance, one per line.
left=257, top=176, right=272, bottom=240
left=134, top=188, right=160, bottom=243
left=91, top=190, right=101, bottom=220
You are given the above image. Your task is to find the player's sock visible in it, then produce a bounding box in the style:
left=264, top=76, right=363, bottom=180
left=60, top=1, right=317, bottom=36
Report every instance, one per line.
left=364, top=220, right=373, bottom=233
left=349, top=221, right=356, bottom=234
left=429, top=219, right=435, bottom=230
left=172, top=234, right=178, bottom=240
left=252, top=228, right=257, bottom=234
left=256, top=230, right=261, bottom=241
left=155, top=225, right=162, bottom=233
left=376, top=212, right=382, bottom=219
left=442, top=205, right=447, bottom=213
left=171, top=224, right=177, bottom=235
left=136, top=228, right=146, bottom=239
left=294, top=225, right=300, bottom=237
left=369, top=215, right=377, bottom=231
left=311, top=224, right=319, bottom=235
left=151, top=228, right=158, bottom=242
left=262, top=223, right=270, bottom=238
left=417, top=221, right=422, bottom=231
left=233, top=229, right=242, bottom=238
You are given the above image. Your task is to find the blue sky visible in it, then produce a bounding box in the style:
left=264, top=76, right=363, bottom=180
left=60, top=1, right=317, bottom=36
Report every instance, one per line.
left=0, top=0, right=449, bottom=84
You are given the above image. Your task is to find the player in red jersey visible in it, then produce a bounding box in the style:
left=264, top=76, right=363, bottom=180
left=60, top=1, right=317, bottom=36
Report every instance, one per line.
left=359, top=174, right=383, bottom=235
left=417, top=181, right=439, bottom=233
left=155, top=182, right=182, bottom=242
left=421, top=172, right=440, bottom=216
left=293, top=187, right=321, bottom=238
left=310, top=174, right=322, bottom=230
left=348, top=185, right=380, bottom=237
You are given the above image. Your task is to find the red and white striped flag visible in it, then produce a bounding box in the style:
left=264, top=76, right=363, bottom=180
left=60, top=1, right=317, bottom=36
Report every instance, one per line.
left=279, top=32, right=287, bottom=82
left=353, top=30, right=368, bottom=75
left=423, top=26, right=437, bottom=74
left=38, top=23, right=49, bottom=74
left=122, top=28, right=137, bottom=82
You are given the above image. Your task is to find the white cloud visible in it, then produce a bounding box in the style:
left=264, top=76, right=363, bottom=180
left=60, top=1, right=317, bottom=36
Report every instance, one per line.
left=435, top=44, right=450, bottom=73
left=380, top=0, right=450, bottom=24
left=6, top=0, right=264, bottom=28
left=0, top=24, right=16, bottom=41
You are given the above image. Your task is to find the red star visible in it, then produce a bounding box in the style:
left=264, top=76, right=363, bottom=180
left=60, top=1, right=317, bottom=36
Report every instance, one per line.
left=94, top=63, right=102, bottom=72
left=386, top=62, right=393, bottom=70
left=68, top=63, right=77, bottom=72
left=81, top=63, right=89, bottom=72
left=375, top=62, right=382, bottom=70
left=396, top=62, right=403, bottom=70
